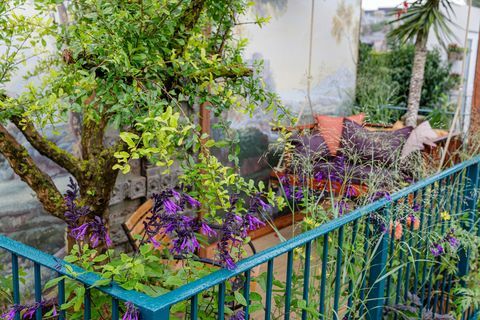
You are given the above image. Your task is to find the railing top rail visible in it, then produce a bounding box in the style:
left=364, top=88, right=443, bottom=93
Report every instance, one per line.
left=0, top=154, right=478, bottom=313
left=0, top=234, right=160, bottom=307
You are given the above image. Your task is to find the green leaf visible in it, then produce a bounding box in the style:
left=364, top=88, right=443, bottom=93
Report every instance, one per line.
left=234, top=291, right=247, bottom=306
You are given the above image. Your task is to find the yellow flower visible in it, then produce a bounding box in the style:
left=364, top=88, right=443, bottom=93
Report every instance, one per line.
left=440, top=211, right=451, bottom=221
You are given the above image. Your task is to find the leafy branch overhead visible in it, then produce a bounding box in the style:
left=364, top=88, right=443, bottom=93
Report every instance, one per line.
left=0, top=0, right=284, bottom=231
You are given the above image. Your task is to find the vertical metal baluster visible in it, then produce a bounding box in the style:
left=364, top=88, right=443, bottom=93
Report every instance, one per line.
left=444, top=273, right=453, bottom=312
left=412, top=188, right=425, bottom=300
left=111, top=298, right=119, bottom=320
left=385, top=200, right=397, bottom=307
left=333, top=226, right=344, bottom=320
left=34, top=263, right=42, bottom=320
left=394, top=226, right=406, bottom=320
left=265, top=260, right=274, bottom=320
left=319, top=233, right=329, bottom=319
left=218, top=282, right=225, bottom=320
left=244, top=270, right=251, bottom=320
left=427, top=180, right=443, bottom=313
left=301, top=241, right=312, bottom=320
left=433, top=179, right=447, bottom=315
left=419, top=185, right=433, bottom=318
left=358, top=219, right=371, bottom=317
left=284, top=251, right=293, bottom=320
left=346, top=219, right=359, bottom=319
left=190, top=294, right=198, bottom=320
left=58, top=273, right=65, bottom=320
left=84, top=286, right=91, bottom=320
left=11, top=253, right=20, bottom=320
left=404, top=191, right=418, bottom=302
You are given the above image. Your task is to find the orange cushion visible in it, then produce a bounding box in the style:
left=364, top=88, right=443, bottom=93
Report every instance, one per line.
left=315, top=114, right=365, bottom=155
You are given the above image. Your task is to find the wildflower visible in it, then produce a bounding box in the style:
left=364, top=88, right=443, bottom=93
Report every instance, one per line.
left=230, top=310, right=245, bottom=320
left=440, top=211, right=451, bottom=221
left=122, top=302, right=140, bottom=320
left=406, top=215, right=420, bottom=230
left=412, top=204, right=421, bottom=212
left=334, top=200, right=349, bottom=216
left=445, top=230, right=460, bottom=249
left=389, top=221, right=403, bottom=240
left=430, top=243, right=444, bottom=257
left=446, top=235, right=460, bottom=249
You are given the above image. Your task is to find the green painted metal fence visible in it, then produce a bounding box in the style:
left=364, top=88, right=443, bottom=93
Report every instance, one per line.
left=1, top=156, right=480, bottom=319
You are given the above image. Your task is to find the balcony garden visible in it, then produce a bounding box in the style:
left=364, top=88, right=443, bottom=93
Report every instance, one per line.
left=0, top=0, right=479, bottom=320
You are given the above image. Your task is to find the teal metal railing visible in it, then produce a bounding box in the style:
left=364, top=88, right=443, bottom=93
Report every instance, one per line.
left=1, top=156, right=480, bottom=319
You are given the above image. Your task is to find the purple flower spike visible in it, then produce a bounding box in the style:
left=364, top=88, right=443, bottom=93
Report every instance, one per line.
left=412, top=204, right=421, bottom=212
left=122, top=302, right=140, bottom=320
left=164, top=198, right=181, bottom=214
left=244, top=214, right=266, bottom=231
left=430, top=243, right=444, bottom=257
left=201, top=222, right=217, bottom=237
left=184, top=194, right=201, bottom=208
left=1, top=305, right=25, bottom=320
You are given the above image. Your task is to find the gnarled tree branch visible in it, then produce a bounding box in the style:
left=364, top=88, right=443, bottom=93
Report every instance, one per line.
left=10, top=115, right=84, bottom=180
left=0, top=124, right=65, bottom=219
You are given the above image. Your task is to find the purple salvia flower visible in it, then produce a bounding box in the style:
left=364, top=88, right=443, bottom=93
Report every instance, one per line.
left=70, top=223, right=89, bottom=241
left=163, top=198, right=181, bottom=214
left=64, top=177, right=90, bottom=226
left=171, top=189, right=181, bottom=200
left=430, top=243, right=444, bottom=257
left=244, top=214, right=265, bottom=231
left=201, top=222, right=217, bottom=237
left=122, top=302, right=140, bottom=320
left=1, top=305, right=25, bottom=320
left=230, top=310, right=245, bottom=320
left=183, top=194, right=201, bottom=208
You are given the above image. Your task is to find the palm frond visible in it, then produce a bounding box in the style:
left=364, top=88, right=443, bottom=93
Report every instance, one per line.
left=387, top=0, right=456, bottom=47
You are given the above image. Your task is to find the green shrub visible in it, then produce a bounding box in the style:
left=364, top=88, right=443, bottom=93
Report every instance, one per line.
left=355, top=43, right=458, bottom=125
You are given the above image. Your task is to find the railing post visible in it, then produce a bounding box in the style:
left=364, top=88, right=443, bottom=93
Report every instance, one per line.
left=139, top=307, right=170, bottom=320
left=366, top=209, right=390, bottom=320
left=458, top=163, right=479, bottom=280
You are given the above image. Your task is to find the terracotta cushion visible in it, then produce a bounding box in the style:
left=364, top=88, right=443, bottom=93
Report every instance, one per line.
left=315, top=114, right=365, bottom=155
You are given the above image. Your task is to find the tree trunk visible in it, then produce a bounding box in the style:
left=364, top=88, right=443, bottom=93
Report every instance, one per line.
left=469, top=29, right=480, bottom=139
left=405, top=33, right=428, bottom=127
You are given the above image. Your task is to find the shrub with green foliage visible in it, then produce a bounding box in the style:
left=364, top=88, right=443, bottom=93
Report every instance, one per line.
left=355, top=43, right=457, bottom=125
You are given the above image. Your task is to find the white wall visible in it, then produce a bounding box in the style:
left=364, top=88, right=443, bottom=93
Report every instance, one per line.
left=427, top=3, right=480, bottom=135
left=234, top=0, right=362, bottom=126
